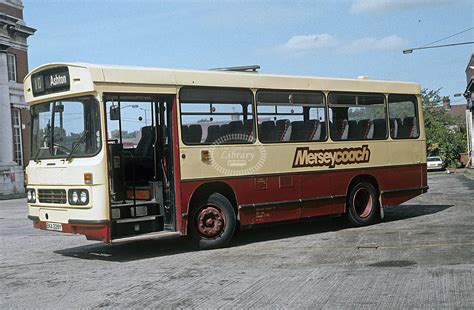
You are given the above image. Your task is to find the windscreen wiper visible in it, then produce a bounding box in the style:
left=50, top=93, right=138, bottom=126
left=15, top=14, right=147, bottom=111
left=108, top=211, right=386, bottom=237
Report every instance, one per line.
left=65, top=130, right=88, bottom=162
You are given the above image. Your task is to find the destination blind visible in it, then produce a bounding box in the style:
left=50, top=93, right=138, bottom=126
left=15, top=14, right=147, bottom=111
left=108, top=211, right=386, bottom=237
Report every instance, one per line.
left=31, top=67, right=70, bottom=96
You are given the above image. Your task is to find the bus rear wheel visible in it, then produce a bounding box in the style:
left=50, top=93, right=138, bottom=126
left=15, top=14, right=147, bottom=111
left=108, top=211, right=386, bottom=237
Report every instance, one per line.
left=346, top=181, right=379, bottom=226
left=190, top=193, right=236, bottom=250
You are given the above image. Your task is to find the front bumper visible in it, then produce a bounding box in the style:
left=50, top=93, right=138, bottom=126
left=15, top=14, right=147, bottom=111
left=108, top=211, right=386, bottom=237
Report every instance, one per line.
left=28, top=216, right=110, bottom=242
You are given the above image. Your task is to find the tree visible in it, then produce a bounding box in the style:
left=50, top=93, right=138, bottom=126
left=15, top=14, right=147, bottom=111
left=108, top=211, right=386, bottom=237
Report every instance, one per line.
left=422, top=89, right=467, bottom=167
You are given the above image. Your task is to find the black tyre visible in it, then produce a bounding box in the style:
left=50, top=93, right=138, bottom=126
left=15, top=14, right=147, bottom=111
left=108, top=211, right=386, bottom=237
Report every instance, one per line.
left=345, top=181, right=379, bottom=226
left=190, top=193, right=236, bottom=250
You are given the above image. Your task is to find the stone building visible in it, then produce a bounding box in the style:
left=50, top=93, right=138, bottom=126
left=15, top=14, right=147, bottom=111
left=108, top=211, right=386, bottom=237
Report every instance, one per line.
left=0, top=0, right=35, bottom=197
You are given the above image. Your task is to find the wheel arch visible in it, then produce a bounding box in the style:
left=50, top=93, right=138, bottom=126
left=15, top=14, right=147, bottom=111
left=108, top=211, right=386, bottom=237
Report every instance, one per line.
left=187, top=181, right=238, bottom=219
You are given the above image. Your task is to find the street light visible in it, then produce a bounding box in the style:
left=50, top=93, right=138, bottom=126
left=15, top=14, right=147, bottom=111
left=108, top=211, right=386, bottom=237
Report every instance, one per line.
left=403, top=41, right=474, bottom=54
left=137, top=107, right=149, bottom=124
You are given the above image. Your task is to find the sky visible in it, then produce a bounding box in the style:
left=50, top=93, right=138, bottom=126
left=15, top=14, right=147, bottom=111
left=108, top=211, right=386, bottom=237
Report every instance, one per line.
left=24, top=0, right=474, bottom=105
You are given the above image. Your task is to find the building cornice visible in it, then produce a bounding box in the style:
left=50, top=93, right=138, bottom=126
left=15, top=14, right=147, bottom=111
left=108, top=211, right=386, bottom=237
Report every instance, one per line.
left=0, top=13, right=36, bottom=36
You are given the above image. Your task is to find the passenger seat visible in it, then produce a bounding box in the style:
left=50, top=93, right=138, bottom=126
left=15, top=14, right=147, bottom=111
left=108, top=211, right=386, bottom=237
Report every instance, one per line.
left=372, top=119, right=386, bottom=139
left=331, top=119, right=349, bottom=140
left=276, top=119, right=291, bottom=141
left=400, top=117, right=418, bottom=138
left=390, top=118, right=400, bottom=138
left=259, top=121, right=276, bottom=142
left=228, top=120, right=245, bottom=142
left=290, top=121, right=305, bottom=141
left=187, top=124, right=202, bottom=144
left=306, top=120, right=321, bottom=140
left=205, top=125, right=220, bottom=143
left=244, top=119, right=254, bottom=141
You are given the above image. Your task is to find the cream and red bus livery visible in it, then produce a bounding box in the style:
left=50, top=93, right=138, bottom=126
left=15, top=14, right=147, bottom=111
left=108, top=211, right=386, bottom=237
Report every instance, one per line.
left=24, top=63, right=427, bottom=249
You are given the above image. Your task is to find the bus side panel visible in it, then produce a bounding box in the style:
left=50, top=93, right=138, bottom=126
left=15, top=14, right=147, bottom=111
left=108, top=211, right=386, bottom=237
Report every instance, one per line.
left=179, top=163, right=427, bottom=231
left=371, top=163, right=426, bottom=207
left=180, top=175, right=302, bottom=231
left=299, top=171, right=345, bottom=218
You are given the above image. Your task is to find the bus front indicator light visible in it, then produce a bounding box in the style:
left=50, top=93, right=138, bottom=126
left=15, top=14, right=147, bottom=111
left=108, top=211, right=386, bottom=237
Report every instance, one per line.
left=84, top=173, right=93, bottom=184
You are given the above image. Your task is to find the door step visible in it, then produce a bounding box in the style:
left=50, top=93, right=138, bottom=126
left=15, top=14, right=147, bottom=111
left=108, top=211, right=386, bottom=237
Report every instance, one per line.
left=111, top=231, right=181, bottom=243
left=112, top=215, right=164, bottom=239
left=115, top=215, right=158, bottom=224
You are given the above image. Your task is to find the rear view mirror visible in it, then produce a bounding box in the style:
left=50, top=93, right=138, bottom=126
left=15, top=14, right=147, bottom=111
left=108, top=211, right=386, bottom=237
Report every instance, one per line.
left=55, top=103, right=64, bottom=113
left=110, top=105, right=120, bottom=120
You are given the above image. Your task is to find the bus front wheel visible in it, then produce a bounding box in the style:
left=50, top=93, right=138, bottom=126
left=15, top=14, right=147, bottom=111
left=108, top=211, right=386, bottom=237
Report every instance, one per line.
left=346, top=182, right=379, bottom=226
left=190, top=193, right=236, bottom=250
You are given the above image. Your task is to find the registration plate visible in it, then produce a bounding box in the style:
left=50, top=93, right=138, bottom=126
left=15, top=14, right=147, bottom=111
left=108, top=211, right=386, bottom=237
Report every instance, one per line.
left=46, top=222, right=62, bottom=231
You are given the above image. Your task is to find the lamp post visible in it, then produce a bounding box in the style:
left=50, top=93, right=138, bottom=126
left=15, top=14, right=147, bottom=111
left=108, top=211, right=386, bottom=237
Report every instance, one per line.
left=403, top=41, right=474, bottom=54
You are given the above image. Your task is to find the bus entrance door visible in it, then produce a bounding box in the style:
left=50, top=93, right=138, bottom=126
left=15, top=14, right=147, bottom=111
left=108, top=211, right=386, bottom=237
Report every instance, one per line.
left=154, top=97, right=176, bottom=231
left=105, top=95, right=176, bottom=240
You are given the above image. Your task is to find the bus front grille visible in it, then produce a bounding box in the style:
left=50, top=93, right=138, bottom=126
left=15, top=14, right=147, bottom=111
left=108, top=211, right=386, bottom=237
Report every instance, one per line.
left=38, top=189, right=67, bottom=204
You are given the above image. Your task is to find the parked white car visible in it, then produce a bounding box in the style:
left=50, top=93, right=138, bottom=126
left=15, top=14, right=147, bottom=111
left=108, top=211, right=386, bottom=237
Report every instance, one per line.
left=427, top=156, right=445, bottom=171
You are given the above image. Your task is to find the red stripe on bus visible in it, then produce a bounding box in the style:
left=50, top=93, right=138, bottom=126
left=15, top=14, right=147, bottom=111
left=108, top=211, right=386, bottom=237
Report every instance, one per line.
left=179, top=163, right=426, bottom=229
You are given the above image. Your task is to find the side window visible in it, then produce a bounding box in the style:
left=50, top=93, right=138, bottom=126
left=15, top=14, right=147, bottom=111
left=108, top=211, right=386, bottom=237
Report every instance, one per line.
left=256, top=90, right=326, bottom=143
left=105, top=96, right=155, bottom=153
left=179, top=87, right=254, bottom=145
left=328, top=93, right=386, bottom=141
left=388, top=94, right=419, bottom=139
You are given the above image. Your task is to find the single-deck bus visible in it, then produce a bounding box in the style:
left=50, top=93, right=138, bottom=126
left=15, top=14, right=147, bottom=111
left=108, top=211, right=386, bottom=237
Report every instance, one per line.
left=24, top=63, right=427, bottom=249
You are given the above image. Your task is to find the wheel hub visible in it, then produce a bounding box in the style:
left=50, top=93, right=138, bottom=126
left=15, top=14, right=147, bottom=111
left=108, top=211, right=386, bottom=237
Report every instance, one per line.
left=196, top=205, right=225, bottom=238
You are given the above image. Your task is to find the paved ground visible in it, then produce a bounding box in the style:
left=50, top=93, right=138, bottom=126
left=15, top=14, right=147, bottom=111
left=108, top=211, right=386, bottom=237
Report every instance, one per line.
left=1, top=173, right=473, bottom=309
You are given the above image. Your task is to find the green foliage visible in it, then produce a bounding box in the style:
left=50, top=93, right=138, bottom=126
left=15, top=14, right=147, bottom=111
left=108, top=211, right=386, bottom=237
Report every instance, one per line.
left=110, top=129, right=138, bottom=139
left=422, top=89, right=467, bottom=167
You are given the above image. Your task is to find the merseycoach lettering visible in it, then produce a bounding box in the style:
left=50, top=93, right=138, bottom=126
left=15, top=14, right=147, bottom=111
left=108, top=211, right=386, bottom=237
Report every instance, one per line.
left=292, top=145, right=371, bottom=168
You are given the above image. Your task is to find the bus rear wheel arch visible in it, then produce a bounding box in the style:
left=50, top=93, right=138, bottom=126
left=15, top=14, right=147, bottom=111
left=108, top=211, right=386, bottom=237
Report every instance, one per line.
left=189, top=192, right=236, bottom=250
left=345, top=179, right=380, bottom=226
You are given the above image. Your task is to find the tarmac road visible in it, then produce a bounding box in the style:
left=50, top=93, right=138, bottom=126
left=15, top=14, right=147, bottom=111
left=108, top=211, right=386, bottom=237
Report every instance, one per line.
left=1, top=172, right=473, bottom=308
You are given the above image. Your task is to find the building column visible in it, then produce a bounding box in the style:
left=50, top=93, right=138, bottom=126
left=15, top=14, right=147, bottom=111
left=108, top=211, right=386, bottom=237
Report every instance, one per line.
left=0, top=48, right=14, bottom=164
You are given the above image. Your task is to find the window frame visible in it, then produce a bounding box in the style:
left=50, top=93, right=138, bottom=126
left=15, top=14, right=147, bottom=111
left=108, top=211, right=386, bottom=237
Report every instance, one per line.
left=327, top=91, right=388, bottom=141
left=11, top=108, right=23, bottom=166
left=256, top=89, right=328, bottom=144
left=179, top=86, right=256, bottom=146
left=30, top=96, right=103, bottom=160
left=7, top=53, right=17, bottom=82
left=387, top=94, right=420, bottom=140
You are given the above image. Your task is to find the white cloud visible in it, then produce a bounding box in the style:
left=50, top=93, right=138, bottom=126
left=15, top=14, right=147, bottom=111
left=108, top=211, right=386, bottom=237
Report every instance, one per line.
left=350, top=0, right=455, bottom=15
left=339, top=35, right=409, bottom=53
left=280, top=34, right=339, bottom=53
left=271, top=34, right=408, bottom=56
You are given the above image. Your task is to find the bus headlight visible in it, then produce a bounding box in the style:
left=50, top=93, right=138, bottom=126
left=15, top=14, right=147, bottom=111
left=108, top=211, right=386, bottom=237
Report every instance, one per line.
left=27, top=189, right=36, bottom=203
left=80, top=191, right=88, bottom=204
left=72, top=191, right=79, bottom=203
left=69, top=189, right=89, bottom=205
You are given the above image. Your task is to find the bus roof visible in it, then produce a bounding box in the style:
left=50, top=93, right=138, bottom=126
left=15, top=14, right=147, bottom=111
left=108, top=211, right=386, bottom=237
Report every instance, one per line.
left=25, top=62, right=421, bottom=101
